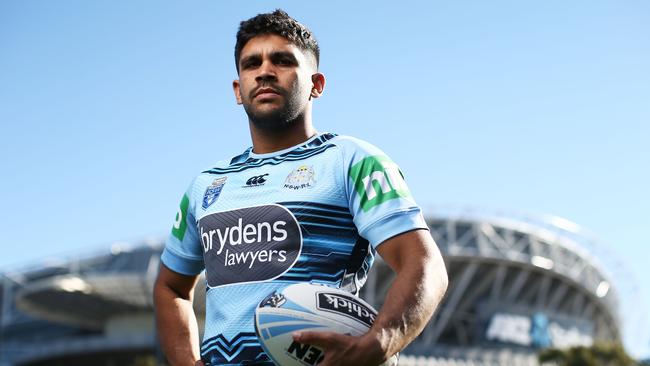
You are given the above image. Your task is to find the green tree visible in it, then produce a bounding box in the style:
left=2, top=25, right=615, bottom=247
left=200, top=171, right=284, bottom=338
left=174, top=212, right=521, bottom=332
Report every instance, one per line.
left=539, top=342, right=636, bottom=366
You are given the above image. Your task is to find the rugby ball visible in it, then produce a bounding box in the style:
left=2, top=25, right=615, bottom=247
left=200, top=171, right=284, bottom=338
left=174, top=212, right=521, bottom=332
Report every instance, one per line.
left=254, top=283, right=398, bottom=366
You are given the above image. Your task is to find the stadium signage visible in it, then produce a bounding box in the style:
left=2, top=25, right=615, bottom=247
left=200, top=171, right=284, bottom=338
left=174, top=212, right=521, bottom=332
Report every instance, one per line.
left=485, top=312, right=593, bottom=348
left=198, top=204, right=302, bottom=288
left=316, top=292, right=376, bottom=327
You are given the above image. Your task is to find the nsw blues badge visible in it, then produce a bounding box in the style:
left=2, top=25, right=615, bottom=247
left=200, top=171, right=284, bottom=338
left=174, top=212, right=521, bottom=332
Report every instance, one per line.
left=284, top=165, right=316, bottom=190
left=202, top=177, right=227, bottom=209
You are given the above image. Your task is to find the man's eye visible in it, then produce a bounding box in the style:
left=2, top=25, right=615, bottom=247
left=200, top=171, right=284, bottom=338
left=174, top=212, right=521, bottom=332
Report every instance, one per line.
left=242, top=60, right=260, bottom=69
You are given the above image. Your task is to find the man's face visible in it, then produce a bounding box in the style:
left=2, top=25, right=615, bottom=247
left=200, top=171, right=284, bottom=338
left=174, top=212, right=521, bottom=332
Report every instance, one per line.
left=233, top=34, right=319, bottom=131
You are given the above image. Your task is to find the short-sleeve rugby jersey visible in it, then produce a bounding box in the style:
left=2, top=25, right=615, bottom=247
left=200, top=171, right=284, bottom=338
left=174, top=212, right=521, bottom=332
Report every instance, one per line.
left=161, top=132, right=428, bottom=365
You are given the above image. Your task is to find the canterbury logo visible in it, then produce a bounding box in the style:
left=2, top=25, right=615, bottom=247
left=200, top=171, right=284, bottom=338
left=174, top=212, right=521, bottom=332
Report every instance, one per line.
left=245, top=174, right=269, bottom=186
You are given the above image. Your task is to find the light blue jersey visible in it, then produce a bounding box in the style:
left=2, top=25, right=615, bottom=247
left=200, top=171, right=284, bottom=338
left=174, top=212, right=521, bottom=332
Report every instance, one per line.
left=161, top=133, right=428, bottom=365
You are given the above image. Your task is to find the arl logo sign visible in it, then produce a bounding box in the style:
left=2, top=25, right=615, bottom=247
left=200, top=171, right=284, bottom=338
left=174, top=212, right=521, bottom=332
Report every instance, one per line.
left=348, top=156, right=412, bottom=212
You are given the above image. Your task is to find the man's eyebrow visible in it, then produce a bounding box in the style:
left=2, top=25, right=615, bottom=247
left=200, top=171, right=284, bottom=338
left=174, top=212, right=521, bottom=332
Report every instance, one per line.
left=240, top=54, right=261, bottom=65
left=270, top=51, right=298, bottom=61
left=239, top=51, right=300, bottom=67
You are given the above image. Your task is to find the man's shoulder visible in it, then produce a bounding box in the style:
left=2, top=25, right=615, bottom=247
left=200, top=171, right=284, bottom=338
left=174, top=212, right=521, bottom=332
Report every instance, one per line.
left=328, top=133, right=366, bottom=145
left=327, top=134, right=388, bottom=157
left=179, top=148, right=252, bottom=193
left=197, top=147, right=253, bottom=174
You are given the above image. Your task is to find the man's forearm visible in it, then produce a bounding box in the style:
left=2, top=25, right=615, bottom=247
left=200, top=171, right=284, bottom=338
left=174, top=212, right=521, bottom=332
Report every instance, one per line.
left=154, top=283, right=202, bottom=366
left=366, top=246, right=448, bottom=360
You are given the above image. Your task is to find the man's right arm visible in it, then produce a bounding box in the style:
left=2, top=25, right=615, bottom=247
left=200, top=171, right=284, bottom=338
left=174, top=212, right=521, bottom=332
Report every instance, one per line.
left=153, top=263, right=203, bottom=366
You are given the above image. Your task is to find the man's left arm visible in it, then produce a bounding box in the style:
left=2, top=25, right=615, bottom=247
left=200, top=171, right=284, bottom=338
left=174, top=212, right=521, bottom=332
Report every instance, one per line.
left=293, top=228, right=448, bottom=366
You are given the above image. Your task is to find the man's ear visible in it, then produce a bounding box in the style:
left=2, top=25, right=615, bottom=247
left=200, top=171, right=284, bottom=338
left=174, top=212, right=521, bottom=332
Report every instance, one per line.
left=310, top=73, right=326, bottom=99
left=233, top=79, right=243, bottom=105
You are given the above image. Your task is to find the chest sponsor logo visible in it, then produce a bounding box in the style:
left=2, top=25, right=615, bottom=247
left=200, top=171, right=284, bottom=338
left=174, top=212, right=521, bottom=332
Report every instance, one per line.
left=348, top=155, right=412, bottom=212
left=316, top=292, right=377, bottom=327
left=198, top=204, right=302, bottom=288
left=244, top=173, right=269, bottom=187
left=284, top=165, right=316, bottom=190
left=202, top=177, right=227, bottom=209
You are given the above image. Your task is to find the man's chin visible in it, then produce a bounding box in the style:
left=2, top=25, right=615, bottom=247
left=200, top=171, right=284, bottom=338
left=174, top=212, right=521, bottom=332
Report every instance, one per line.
left=252, top=104, right=282, bottom=116
left=248, top=109, right=292, bottom=130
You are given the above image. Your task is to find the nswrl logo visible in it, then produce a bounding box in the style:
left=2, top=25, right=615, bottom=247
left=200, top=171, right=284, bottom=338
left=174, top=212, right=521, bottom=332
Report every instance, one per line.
left=203, top=177, right=227, bottom=209
left=348, top=155, right=412, bottom=212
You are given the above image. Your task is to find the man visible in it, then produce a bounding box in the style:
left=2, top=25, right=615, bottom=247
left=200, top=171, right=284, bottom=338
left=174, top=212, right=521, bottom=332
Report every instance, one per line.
left=154, top=9, right=448, bottom=366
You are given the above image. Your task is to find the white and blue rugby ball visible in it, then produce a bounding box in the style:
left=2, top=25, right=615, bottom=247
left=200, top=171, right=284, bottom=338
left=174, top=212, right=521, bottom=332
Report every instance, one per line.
left=254, top=283, right=398, bottom=366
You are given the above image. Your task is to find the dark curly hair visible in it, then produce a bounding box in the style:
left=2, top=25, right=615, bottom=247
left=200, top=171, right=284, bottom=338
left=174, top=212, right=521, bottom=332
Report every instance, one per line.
left=235, top=9, right=320, bottom=73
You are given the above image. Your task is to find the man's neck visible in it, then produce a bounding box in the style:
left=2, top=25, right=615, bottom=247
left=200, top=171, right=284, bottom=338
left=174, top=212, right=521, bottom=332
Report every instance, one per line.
left=249, top=120, right=317, bottom=155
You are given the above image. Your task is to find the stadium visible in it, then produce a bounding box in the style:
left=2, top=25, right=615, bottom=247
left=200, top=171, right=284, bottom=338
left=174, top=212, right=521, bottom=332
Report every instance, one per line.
left=0, top=211, right=620, bottom=366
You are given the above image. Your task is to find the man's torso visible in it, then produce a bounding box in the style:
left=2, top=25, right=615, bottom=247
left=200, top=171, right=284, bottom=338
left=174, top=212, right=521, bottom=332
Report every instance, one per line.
left=162, top=133, right=426, bottom=365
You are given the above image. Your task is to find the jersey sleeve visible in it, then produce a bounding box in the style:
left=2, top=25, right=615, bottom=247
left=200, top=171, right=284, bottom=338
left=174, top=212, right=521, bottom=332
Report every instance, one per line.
left=338, top=136, right=429, bottom=249
left=161, top=178, right=205, bottom=275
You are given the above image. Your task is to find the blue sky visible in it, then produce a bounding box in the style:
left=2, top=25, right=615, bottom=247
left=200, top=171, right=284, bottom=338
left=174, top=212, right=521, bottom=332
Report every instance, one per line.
left=1, top=0, right=648, bottom=358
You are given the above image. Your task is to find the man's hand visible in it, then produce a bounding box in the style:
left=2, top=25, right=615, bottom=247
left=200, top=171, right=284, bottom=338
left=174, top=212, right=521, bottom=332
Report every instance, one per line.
left=292, top=331, right=386, bottom=366
left=293, top=229, right=447, bottom=365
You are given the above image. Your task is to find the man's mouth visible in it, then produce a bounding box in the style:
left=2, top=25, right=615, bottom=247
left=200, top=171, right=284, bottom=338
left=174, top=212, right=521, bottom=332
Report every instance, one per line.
left=254, top=87, right=281, bottom=100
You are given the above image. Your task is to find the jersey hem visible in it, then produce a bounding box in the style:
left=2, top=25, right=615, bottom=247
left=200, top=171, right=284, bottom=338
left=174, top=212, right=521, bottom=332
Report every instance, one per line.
left=362, top=208, right=429, bottom=248
left=161, top=247, right=204, bottom=275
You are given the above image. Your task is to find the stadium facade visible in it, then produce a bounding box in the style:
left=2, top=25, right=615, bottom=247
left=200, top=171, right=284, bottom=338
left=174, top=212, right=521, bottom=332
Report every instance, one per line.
left=0, top=212, right=620, bottom=366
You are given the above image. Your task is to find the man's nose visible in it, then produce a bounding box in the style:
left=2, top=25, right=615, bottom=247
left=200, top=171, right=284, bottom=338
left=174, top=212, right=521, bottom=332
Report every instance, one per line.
left=256, top=60, right=277, bottom=82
